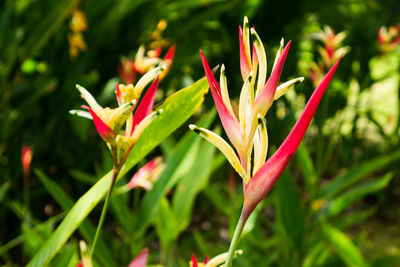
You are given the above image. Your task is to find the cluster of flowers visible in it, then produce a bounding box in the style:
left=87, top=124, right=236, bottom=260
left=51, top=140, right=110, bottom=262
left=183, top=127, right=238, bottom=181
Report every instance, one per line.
left=118, top=19, right=176, bottom=84
left=308, top=26, right=348, bottom=86
left=73, top=16, right=340, bottom=267
left=68, top=9, right=88, bottom=59
left=378, top=24, right=400, bottom=53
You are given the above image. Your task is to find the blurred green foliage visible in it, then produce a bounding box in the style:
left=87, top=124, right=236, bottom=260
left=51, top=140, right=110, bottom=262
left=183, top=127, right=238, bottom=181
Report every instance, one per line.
left=1, top=0, right=400, bottom=266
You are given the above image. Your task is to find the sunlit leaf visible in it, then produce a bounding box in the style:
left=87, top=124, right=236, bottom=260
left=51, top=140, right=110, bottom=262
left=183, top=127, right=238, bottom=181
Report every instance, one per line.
left=28, top=78, right=209, bottom=267
left=322, top=224, right=368, bottom=267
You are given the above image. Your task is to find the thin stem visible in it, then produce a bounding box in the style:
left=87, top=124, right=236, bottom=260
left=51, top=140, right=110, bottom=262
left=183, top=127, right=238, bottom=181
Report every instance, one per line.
left=224, top=211, right=247, bottom=267
left=90, top=146, right=120, bottom=258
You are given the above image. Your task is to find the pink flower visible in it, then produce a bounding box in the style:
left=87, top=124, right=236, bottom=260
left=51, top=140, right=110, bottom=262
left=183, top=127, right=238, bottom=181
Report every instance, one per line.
left=127, top=157, right=164, bottom=190
left=128, top=248, right=148, bottom=267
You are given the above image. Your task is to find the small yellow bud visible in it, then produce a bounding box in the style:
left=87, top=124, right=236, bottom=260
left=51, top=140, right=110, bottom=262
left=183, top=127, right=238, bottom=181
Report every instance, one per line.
left=157, top=19, right=167, bottom=31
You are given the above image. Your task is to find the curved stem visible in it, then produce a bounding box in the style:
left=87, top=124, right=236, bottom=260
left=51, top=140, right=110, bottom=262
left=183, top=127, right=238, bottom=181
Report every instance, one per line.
left=224, top=211, right=247, bottom=267
left=90, top=146, right=120, bottom=258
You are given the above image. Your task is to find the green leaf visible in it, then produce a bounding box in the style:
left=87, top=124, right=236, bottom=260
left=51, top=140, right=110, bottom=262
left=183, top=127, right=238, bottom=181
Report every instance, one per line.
left=320, top=150, right=400, bottom=199
left=302, top=242, right=326, bottom=267
left=369, top=52, right=400, bottom=80
left=275, top=170, right=305, bottom=250
left=35, top=169, right=114, bottom=266
left=296, top=141, right=318, bottom=194
left=28, top=78, right=209, bottom=267
left=134, top=109, right=216, bottom=235
left=155, top=197, right=177, bottom=254
left=50, top=243, right=79, bottom=267
left=333, top=207, right=377, bottom=230
left=0, top=181, right=10, bottom=202
left=23, top=0, right=81, bottom=55
left=172, top=137, right=216, bottom=233
left=320, top=173, right=393, bottom=219
left=322, top=224, right=368, bottom=267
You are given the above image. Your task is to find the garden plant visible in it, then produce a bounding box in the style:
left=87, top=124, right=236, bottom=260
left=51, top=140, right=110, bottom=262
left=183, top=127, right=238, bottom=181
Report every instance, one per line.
left=1, top=1, right=400, bottom=266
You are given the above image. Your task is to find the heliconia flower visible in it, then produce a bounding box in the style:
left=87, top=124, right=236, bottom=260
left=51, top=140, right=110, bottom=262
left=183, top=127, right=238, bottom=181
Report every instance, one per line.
left=72, top=71, right=163, bottom=164
left=378, top=24, right=400, bottom=53
left=243, top=58, right=340, bottom=218
left=22, top=145, right=33, bottom=179
left=194, top=17, right=340, bottom=266
left=193, top=17, right=307, bottom=182
left=118, top=44, right=176, bottom=84
left=159, top=44, right=176, bottom=80
left=312, top=26, right=349, bottom=68
left=190, top=250, right=242, bottom=267
left=128, top=248, right=148, bottom=267
left=127, top=157, right=164, bottom=190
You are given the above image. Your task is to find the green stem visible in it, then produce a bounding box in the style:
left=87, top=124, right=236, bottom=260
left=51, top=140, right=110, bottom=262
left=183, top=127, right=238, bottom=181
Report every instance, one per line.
left=90, top=147, right=120, bottom=258
left=224, top=212, right=247, bottom=267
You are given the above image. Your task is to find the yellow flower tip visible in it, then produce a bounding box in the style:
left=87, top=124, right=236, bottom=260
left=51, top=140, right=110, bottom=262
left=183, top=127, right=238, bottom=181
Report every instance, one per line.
left=243, top=16, right=249, bottom=30
left=157, top=19, right=168, bottom=31
left=156, top=108, right=163, bottom=115
left=76, top=84, right=84, bottom=91
left=188, top=124, right=198, bottom=131
left=250, top=28, right=257, bottom=38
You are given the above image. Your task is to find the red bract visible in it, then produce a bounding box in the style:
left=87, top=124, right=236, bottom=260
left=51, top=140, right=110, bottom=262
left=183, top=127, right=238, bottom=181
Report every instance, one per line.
left=82, top=105, right=116, bottom=143
left=192, top=17, right=341, bottom=266
left=22, top=145, right=33, bottom=178
left=131, top=78, right=159, bottom=134
left=128, top=248, right=148, bottom=267
left=243, top=58, right=341, bottom=218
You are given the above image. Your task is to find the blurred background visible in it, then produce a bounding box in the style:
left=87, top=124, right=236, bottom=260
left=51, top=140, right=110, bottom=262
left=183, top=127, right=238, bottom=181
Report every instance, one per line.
left=1, top=0, right=400, bottom=266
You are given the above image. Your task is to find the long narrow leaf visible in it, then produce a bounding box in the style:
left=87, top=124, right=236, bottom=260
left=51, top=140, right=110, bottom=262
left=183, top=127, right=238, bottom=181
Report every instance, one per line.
left=35, top=169, right=114, bottom=266
left=321, top=150, right=400, bottom=199
left=320, top=173, right=393, bottom=219
left=322, top=224, right=368, bottom=267
left=28, top=78, right=209, bottom=267
left=134, top=109, right=216, bottom=235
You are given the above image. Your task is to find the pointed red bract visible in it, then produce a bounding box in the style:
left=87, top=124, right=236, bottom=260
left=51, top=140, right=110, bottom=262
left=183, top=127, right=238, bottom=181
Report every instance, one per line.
left=191, top=255, right=198, bottom=267
left=254, top=41, right=291, bottom=116
left=116, top=82, right=122, bottom=105
left=131, top=77, right=159, bottom=135
left=153, top=47, right=162, bottom=58
left=243, top=57, right=341, bottom=218
left=128, top=248, right=149, bottom=267
left=200, top=50, right=243, bottom=150
left=83, top=105, right=116, bottom=143
left=164, top=44, right=176, bottom=61
left=239, top=26, right=251, bottom=80
left=22, top=145, right=33, bottom=178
